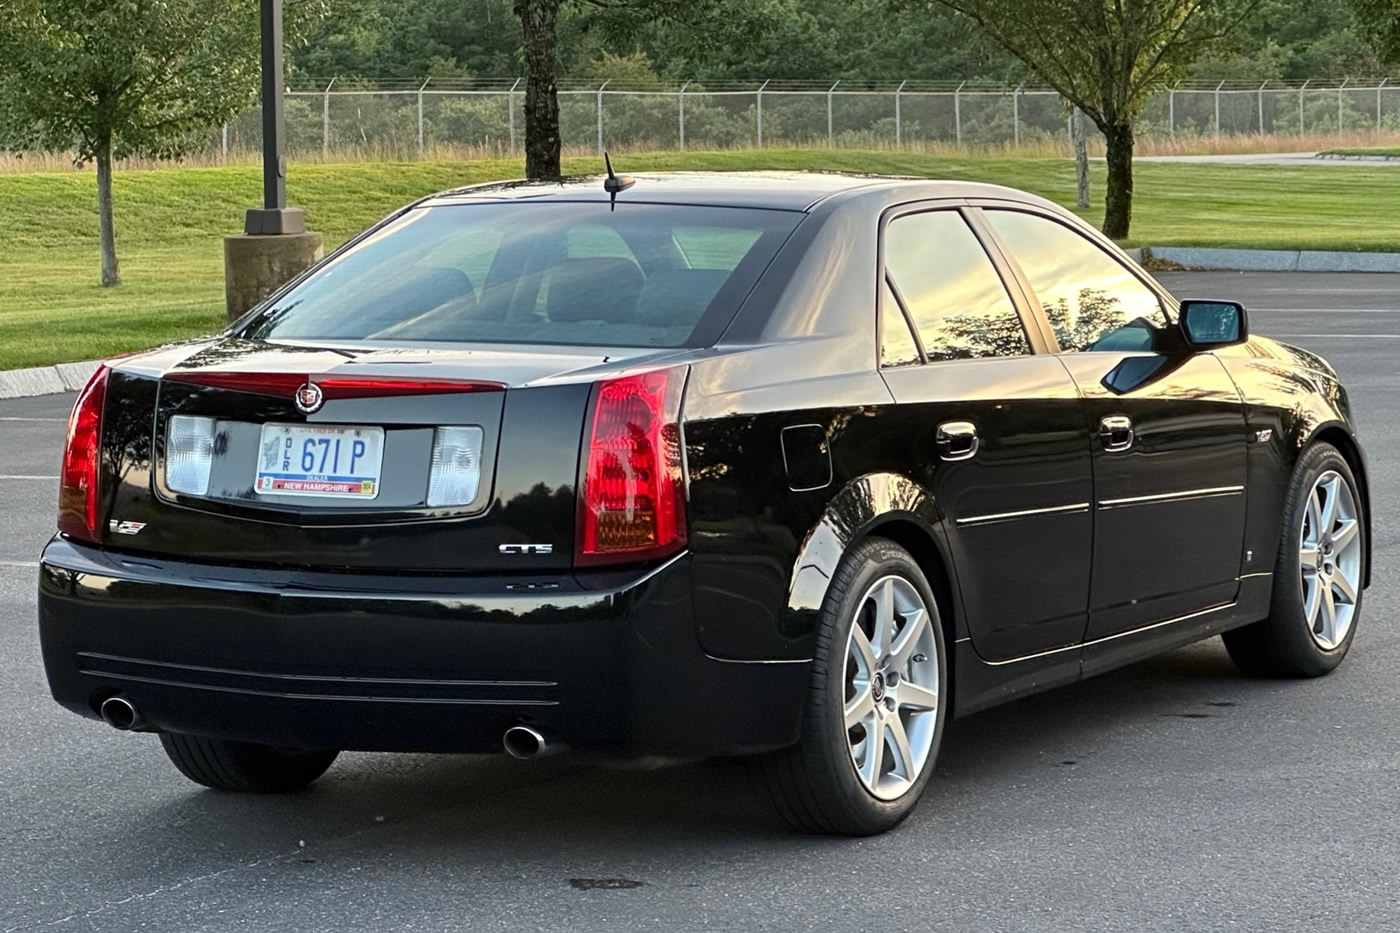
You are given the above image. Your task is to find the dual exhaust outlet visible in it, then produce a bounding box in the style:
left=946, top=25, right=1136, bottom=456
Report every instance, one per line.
left=101, top=696, right=562, bottom=760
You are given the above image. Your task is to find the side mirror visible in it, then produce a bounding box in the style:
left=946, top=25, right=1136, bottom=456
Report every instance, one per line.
left=1178, top=300, right=1248, bottom=349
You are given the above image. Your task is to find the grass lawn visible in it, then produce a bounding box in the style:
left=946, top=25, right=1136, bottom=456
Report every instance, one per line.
left=4, top=148, right=1400, bottom=369
left=1319, top=146, right=1400, bottom=158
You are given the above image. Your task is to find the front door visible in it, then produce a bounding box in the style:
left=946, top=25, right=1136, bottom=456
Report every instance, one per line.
left=980, top=208, right=1249, bottom=641
left=878, top=207, right=1095, bottom=661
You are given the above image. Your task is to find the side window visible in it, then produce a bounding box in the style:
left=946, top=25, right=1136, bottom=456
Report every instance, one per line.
left=881, top=280, right=922, bottom=368
left=884, top=211, right=1031, bottom=361
left=984, top=210, right=1167, bottom=353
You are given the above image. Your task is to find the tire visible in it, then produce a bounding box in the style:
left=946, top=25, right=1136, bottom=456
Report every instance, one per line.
left=1224, top=442, right=1366, bottom=678
left=159, top=733, right=339, bottom=793
left=754, top=537, right=948, bottom=836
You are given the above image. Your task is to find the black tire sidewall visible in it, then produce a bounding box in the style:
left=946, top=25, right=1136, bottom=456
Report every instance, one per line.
left=1270, top=443, right=1365, bottom=673
left=809, top=538, right=948, bottom=833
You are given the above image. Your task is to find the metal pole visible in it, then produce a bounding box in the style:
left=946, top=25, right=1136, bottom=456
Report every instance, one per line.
left=1300, top=79, right=1309, bottom=134
left=222, top=124, right=229, bottom=161
left=1013, top=83, right=1022, bottom=146
left=1379, top=78, right=1388, bottom=129
left=1259, top=80, right=1267, bottom=133
left=895, top=80, right=906, bottom=147
left=596, top=80, right=610, bottom=155
left=756, top=80, right=769, bottom=147
left=955, top=81, right=965, bottom=147
left=1215, top=81, right=1224, bottom=135
left=1339, top=77, right=1349, bottom=131
left=678, top=81, right=690, bottom=150
left=322, top=77, right=335, bottom=158
left=257, top=0, right=287, bottom=211
left=417, top=78, right=429, bottom=156
left=508, top=77, right=520, bottom=151
left=827, top=81, right=839, bottom=147
left=1169, top=85, right=1176, bottom=137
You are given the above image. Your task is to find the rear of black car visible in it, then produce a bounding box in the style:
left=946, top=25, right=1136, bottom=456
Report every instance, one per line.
left=37, top=196, right=810, bottom=757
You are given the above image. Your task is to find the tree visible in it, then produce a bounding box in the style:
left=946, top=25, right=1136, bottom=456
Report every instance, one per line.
left=0, top=0, right=324, bottom=287
left=1347, top=0, right=1400, bottom=64
left=512, top=0, right=776, bottom=179
left=924, top=0, right=1260, bottom=239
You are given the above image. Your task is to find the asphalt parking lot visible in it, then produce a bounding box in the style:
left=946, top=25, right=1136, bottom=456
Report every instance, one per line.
left=2, top=270, right=1397, bottom=933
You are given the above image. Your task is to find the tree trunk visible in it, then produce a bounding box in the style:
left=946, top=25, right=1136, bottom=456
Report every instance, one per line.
left=95, top=133, right=120, bottom=287
left=1101, top=121, right=1134, bottom=240
left=516, top=0, right=561, bottom=180
left=1073, top=109, right=1089, bottom=209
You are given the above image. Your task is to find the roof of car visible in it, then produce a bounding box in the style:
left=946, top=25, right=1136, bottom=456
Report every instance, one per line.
left=416, top=171, right=1040, bottom=213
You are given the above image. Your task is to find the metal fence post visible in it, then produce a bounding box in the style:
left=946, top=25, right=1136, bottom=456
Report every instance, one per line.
left=1013, top=83, right=1022, bottom=146
left=417, top=78, right=429, bottom=155
left=1380, top=78, right=1389, bottom=129
left=827, top=81, right=839, bottom=147
left=955, top=81, right=965, bottom=147
left=678, top=81, right=690, bottom=150
left=1169, top=85, right=1176, bottom=137
left=894, top=80, right=906, bottom=146
left=1300, top=79, right=1309, bottom=134
left=596, top=80, right=610, bottom=154
left=1339, top=77, right=1348, bottom=131
left=1215, top=81, right=1224, bottom=135
left=222, top=124, right=229, bottom=161
left=322, top=77, right=335, bottom=157
left=1258, top=80, right=1267, bottom=133
left=756, top=80, right=769, bottom=147
left=508, top=78, right=520, bottom=151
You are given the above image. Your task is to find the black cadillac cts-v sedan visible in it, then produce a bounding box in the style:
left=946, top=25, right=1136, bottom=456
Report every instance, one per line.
left=39, top=172, right=1370, bottom=835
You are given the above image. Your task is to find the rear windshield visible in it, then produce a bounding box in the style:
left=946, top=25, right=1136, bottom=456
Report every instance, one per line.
left=237, top=202, right=802, bottom=348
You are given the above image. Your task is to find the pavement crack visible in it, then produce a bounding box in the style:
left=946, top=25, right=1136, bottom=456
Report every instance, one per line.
left=38, top=849, right=299, bottom=928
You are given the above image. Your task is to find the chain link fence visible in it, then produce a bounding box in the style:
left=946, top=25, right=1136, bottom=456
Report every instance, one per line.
left=210, top=78, right=1400, bottom=159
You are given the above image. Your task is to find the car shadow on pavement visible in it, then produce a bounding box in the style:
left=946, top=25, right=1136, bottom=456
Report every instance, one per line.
left=94, top=636, right=1285, bottom=859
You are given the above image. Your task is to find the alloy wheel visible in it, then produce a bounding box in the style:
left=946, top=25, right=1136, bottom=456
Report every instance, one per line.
left=1299, top=469, right=1363, bottom=651
left=843, top=575, right=939, bottom=801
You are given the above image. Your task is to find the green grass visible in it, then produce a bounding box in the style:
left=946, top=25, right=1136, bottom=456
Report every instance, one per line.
left=1318, top=146, right=1400, bottom=158
left=5, top=148, right=1400, bottom=369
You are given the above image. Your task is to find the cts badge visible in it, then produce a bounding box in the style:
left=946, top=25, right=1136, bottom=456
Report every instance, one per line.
left=108, top=520, right=147, bottom=536
left=499, top=543, right=554, bottom=555
left=294, top=382, right=325, bottom=414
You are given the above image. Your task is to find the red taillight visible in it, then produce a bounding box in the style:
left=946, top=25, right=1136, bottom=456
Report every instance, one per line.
left=58, top=366, right=109, bottom=543
left=576, top=366, right=689, bottom=567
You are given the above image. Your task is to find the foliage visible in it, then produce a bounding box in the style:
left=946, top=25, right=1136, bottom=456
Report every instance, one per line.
left=0, top=0, right=325, bottom=286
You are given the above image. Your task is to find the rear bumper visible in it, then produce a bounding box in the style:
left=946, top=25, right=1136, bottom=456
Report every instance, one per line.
left=37, top=539, right=808, bottom=755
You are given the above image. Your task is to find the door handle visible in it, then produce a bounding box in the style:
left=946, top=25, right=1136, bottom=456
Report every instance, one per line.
left=1099, top=415, right=1134, bottom=452
left=936, top=421, right=979, bottom=461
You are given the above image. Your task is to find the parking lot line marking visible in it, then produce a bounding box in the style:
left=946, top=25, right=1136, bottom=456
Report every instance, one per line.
left=0, top=417, right=64, bottom=422
left=0, top=560, right=38, bottom=569
left=0, top=475, right=56, bottom=481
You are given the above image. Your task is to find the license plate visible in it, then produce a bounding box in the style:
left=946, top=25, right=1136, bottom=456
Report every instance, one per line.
left=255, top=423, right=384, bottom=499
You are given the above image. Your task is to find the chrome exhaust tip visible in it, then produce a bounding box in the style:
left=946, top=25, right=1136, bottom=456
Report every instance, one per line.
left=503, top=725, right=564, bottom=760
left=99, top=696, right=145, bottom=732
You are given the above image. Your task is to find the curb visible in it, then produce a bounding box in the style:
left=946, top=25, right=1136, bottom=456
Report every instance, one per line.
left=0, top=360, right=102, bottom=402
left=1316, top=153, right=1400, bottom=162
left=1142, top=246, right=1400, bottom=273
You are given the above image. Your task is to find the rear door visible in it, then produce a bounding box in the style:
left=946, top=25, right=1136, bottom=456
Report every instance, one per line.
left=877, top=207, right=1094, bottom=661
left=979, top=207, right=1249, bottom=641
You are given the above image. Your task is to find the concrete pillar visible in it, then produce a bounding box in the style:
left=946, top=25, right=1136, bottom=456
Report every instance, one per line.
left=223, top=231, right=323, bottom=322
